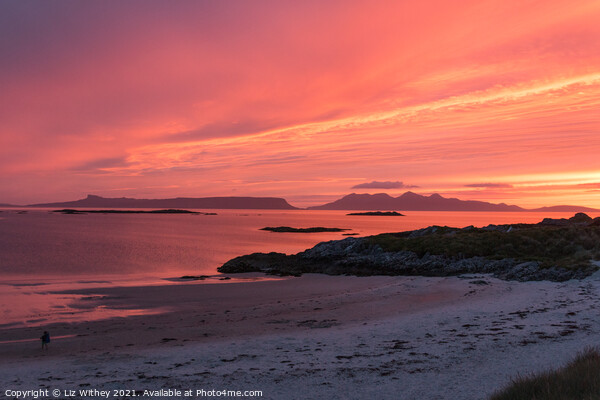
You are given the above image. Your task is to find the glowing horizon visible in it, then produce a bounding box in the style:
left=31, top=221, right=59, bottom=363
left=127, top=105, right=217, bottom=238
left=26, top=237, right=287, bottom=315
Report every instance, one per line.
left=1, top=1, right=599, bottom=208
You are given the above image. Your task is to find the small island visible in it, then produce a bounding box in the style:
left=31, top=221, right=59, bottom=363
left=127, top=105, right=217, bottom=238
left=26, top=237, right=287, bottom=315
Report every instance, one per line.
left=53, top=209, right=216, bottom=215
left=260, top=226, right=351, bottom=233
left=347, top=211, right=405, bottom=216
left=179, top=275, right=211, bottom=280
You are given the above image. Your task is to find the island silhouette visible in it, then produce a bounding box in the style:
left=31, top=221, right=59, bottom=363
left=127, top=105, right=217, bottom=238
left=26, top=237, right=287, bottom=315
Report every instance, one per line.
left=1, top=192, right=597, bottom=212
left=308, top=192, right=599, bottom=212
left=27, top=194, right=298, bottom=210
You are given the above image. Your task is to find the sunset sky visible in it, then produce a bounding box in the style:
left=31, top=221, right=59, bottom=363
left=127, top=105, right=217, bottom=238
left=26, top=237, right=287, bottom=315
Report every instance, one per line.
left=1, top=0, right=599, bottom=207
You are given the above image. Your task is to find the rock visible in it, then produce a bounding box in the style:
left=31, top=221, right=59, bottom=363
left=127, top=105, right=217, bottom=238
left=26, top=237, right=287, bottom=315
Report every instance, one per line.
left=219, top=243, right=593, bottom=282
left=540, top=212, right=592, bottom=226
left=408, top=225, right=445, bottom=238
left=570, top=212, right=593, bottom=224
left=180, top=275, right=210, bottom=280
left=218, top=252, right=302, bottom=275
left=539, top=218, right=570, bottom=226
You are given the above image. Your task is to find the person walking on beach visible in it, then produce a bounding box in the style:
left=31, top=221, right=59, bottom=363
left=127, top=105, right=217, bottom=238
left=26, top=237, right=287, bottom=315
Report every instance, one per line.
left=40, top=331, right=50, bottom=350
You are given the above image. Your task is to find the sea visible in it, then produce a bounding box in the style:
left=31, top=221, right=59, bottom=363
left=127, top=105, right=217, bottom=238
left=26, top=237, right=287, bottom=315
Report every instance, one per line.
left=0, top=208, right=592, bottom=328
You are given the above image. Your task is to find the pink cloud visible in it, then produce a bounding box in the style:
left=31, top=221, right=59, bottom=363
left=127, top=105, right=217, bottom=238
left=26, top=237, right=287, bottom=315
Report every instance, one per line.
left=0, top=1, right=599, bottom=207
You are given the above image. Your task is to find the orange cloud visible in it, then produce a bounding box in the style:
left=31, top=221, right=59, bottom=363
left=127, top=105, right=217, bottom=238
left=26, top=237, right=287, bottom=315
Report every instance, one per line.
left=0, top=1, right=599, bottom=207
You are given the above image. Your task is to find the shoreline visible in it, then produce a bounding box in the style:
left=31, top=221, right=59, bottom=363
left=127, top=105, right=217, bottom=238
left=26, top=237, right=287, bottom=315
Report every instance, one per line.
left=2, top=272, right=600, bottom=399
left=0, top=275, right=461, bottom=357
left=0, top=273, right=286, bottom=329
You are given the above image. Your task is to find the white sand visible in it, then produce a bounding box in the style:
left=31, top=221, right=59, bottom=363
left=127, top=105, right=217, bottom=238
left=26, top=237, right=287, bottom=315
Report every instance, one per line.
left=2, top=271, right=600, bottom=399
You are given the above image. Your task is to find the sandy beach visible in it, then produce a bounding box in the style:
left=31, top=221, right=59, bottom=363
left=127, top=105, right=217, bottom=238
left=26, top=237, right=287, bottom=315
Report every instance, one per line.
left=2, top=269, right=600, bottom=400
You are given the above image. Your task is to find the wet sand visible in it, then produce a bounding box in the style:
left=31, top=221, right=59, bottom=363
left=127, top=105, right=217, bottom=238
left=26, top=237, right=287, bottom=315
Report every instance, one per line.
left=1, top=272, right=600, bottom=399
left=0, top=275, right=460, bottom=359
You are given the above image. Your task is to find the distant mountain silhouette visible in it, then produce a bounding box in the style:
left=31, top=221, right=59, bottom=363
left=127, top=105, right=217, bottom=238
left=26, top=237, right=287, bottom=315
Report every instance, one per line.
left=11, top=192, right=600, bottom=212
left=29, top=194, right=298, bottom=210
left=308, top=192, right=598, bottom=212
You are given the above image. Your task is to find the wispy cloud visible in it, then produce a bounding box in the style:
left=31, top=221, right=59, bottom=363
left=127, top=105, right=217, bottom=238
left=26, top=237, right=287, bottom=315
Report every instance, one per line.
left=465, top=183, right=513, bottom=188
left=352, top=181, right=418, bottom=189
left=70, top=156, right=131, bottom=172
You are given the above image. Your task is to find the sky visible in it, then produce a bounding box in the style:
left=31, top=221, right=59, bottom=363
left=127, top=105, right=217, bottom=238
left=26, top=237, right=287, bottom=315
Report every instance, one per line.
left=1, top=0, right=599, bottom=208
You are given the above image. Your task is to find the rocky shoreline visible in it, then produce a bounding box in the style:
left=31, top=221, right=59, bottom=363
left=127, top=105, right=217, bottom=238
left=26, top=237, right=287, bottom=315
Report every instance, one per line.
left=219, top=213, right=600, bottom=282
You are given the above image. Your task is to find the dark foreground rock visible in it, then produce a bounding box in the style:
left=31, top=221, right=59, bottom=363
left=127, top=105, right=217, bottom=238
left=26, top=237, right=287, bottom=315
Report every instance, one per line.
left=219, top=214, right=600, bottom=282
left=539, top=212, right=594, bottom=226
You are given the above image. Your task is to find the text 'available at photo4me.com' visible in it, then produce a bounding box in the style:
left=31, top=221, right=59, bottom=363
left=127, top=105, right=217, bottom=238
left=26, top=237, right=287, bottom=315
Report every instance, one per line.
left=4, top=388, right=264, bottom=399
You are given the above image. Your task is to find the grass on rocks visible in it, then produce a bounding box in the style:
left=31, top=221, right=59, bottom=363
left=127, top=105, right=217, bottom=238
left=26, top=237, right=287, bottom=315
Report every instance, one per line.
left=490, top=347, right=600, bottom=400
left=367, top=224, right=600, bottom=269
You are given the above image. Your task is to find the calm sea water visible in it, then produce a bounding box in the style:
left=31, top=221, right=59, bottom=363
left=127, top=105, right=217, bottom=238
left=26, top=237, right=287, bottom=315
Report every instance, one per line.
left=0, top=208, right=593, bottom=328
left=0, top=208, right=592, bottom=279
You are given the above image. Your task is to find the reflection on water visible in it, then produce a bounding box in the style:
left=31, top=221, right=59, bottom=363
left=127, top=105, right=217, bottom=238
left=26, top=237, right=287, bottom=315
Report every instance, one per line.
left=0, top=208, right=594, bottom=327
left=1, top=209, right=590, bottom=278
left=0, top=274, right=284, bottom=327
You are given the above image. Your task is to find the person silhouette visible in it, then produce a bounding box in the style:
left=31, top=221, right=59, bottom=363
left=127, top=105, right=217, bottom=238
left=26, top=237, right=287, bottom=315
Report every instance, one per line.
left=40, top=331, right=50, bottom=350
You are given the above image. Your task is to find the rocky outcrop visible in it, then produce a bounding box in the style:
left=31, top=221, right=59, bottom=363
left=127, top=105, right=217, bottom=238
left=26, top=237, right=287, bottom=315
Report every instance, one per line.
left=539, top=212, right=593, bottom=226
left=219, top=214, right=600, bottom=282
left=219, top=252, right=301, bottom=274
left=218, top=236, right=592, bottom=281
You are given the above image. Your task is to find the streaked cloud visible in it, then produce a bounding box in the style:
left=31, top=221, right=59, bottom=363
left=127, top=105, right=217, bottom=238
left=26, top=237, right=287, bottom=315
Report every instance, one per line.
left=0, top=0, right=599, bottom=207
left=465, top=183, right=514, bottom=189
left=352, top=181, right=418, bottom=189
left=70, top=156, right=132, bottom=172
